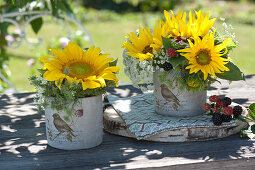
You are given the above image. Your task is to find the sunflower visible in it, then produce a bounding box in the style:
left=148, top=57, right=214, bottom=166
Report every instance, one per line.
left=190, top=10, right=216, bottom=37
left=164, top=10, right=192, bottom=38
left=178, top=33, right=232, bottom=80
left=122, top=27, right=155, bottom=61
left=163, top=10, right=216, bottom=38
left=40, top=42, right=119, bottom=90
left=150, top=21, right=169, bottom=50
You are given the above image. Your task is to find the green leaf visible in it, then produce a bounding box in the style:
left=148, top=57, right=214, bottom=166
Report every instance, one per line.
left=61, top=0, right=74, bottom=18
left=240, top=127, right=255, bottom=139
left=162, top=36, right=174, bottom=49
left=168, top=56, right=186, bottom=69
left=13, top=0, right=28, bottom=8
left=249, top=103, right=255, bottom=113
left=109, top=59, right=118, bottom=66
left=227, top=41, right=237, bottom=50
left=56, top=80, right=61, bottom=86
left=248, top=103, right=255, bottom=121
left=0, top=22, right=10, bottom=35
left=38, top=69, right=46, bottom=75
left=215, top=61, right=245, bottom=81
left=251, top=124, right=255, bottom=134
left=64, top=115, right=69, bottom=122
left=238, top=115, right=247, bottom=122
left=63, top=66, right=70, bottom=75
left=50, top=0, right=58, bottom=17
left=30, top=17, right=43, bottom=34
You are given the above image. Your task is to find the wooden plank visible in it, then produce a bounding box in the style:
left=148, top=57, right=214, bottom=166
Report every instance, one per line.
left=0, top=75, right=255, bottom=169
left=1, top=133, right=255, bottom=169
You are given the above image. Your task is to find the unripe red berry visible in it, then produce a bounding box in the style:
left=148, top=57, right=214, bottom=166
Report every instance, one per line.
left=223, top=106, right=233, bottom=116
left=216, top=98, right=224, bottom=107
left=204, top=103, right=211, bottom=111
left=212, top=106, right=218, bottom=113
left=167, top=48, right=178, bottom=58
left=209, top=95, right=219, bottom=103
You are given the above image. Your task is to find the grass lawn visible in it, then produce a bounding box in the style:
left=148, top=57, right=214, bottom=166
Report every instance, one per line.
left=6, top=13, right=255, bottom=92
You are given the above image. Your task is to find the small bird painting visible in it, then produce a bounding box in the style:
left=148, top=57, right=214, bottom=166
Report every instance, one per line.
left=52, top=113, right=75, bottom=141
left=160, top=84, right=180, bottom=111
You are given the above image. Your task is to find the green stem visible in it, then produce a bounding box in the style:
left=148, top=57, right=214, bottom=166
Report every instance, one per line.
left=242, top=115, right=254, bottom=122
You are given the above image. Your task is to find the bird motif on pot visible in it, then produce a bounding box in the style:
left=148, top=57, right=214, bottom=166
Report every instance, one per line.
left=52, top=113, right=75, bottom=141
left=160, top=84, right=180, bottom=111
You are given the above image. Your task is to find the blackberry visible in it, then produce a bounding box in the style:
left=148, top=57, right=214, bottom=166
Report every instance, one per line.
left=212, top=113, right=223, bottom=126
left=233, top=105, right=243, bottom=118
left=162, top=62, right=173, bottom=71
left=222, top=114, right=232, bottom=122
left=211, top=103, right=215, bottom=108
left=222, top=97, right=232, bottom=106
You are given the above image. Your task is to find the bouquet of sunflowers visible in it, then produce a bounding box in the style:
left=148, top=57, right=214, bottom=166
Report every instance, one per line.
left=30, top=42, right=119, bottom=120
left=122, top=10, right=244, bottom=92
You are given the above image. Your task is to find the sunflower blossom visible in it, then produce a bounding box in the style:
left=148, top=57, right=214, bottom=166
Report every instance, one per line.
left=150, top=21, right=169, bottom=50
left=164, top=10, right=216, bottom=38
left=40, top=42, right=119, bottom=90
left=122, top=27, right=155, bottom=61
left=178, top=33, right=232, bottom=80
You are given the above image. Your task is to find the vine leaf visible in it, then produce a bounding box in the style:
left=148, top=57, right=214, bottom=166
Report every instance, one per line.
left=31, top=17, right=43, bottom=34
left=215, top=61, right=245, bottom=81
left=162, top=36, right=174, bottom=49
left=240, top=125, right=255, bottom=139
left=251, top=124, right=255, bottom=134
left=168, top=56, right=186, bottom=69
left=248, top=103, right=255, bottom=121
left=227, top=41, right=237, bottom=50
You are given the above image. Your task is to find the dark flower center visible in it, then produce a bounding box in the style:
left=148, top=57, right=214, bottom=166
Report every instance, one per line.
left=142, top=45, right=153, bottom=54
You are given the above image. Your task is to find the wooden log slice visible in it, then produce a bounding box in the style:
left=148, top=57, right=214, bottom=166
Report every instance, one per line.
left=103, top=105, right=249, bottom=142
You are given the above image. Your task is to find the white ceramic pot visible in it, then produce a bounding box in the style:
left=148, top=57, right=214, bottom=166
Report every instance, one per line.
left=153, top=69, right=206, bottom=117
left=45, top=95, right=103, bottom=150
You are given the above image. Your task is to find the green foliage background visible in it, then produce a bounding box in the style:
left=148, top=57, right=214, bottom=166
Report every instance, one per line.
left=2, top=0, right=255, bottom=92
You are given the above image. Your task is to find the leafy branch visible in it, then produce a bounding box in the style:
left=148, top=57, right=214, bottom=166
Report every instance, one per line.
left=240, top=103, right=255, bottom=138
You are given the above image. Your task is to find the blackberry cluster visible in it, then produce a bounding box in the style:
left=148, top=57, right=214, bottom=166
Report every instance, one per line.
left=162, top=62, right=173, bottom=71
left=205, top=95, right=243, bottom=126
left=222, top=97, right=232, bottom=106
left=222, top=114, right=232, bottom=122
left=233, top=105, right=243, bottom=118
left=212, top=113, right=223, bottom=126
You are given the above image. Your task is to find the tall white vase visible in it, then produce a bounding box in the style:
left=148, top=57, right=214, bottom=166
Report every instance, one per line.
left=153, top=69, right=206, bottom=117
left=45, top=95, right=103, bottom=150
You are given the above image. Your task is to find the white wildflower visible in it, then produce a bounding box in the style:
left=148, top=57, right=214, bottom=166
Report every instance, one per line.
left=222, top=22, right=228, bottom=29
left=220, top=17, right=225, bottom=21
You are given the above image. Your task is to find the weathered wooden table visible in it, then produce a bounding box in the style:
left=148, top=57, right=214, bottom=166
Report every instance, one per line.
left=1, top=75, right=255, bottom=169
